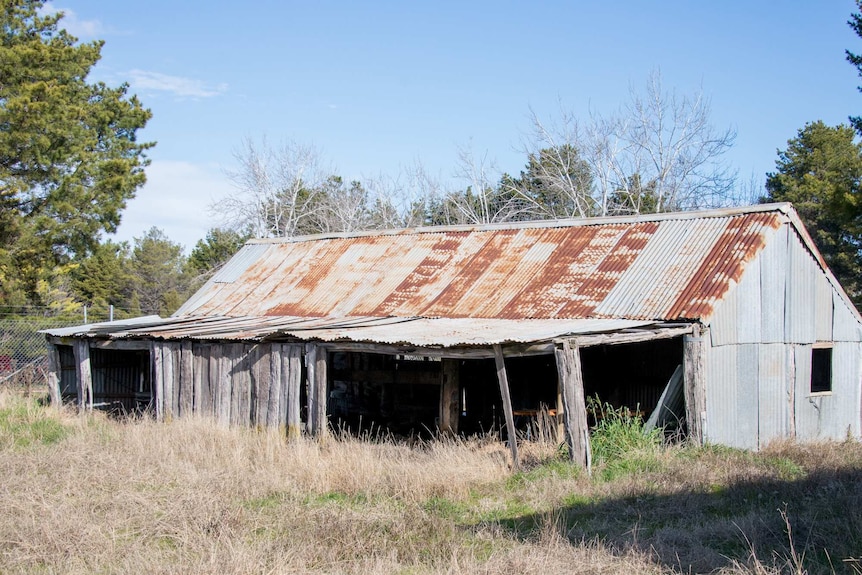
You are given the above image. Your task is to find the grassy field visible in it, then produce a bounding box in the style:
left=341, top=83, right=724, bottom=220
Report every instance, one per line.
left=0, top=390, right=860, bottom=574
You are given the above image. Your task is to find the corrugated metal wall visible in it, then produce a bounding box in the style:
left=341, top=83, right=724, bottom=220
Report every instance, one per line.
left=706, top=222, right=862, bottom=447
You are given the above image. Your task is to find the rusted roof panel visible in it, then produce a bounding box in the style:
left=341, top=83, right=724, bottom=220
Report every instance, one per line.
left=42, top=315, right=658, bottom=348
left=178, top=205, right=795, bottom=322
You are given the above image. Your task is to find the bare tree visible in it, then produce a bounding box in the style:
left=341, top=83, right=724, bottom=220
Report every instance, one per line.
left=521, top=71, right=738, bottom=217
left=215, top=137, right=330, bottom=238
left=446, top=145, right=533, bottom=224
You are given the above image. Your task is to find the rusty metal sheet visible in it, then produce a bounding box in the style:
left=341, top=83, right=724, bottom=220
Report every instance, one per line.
left=173, top=204, right=818, bottom=324
left=43, top=315, right=657, bottom=347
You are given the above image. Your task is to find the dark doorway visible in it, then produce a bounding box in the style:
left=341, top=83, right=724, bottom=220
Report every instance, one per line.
left=459, top=354, right=559, bottom=439
left=580, top=337, right=684, bottom=428
left=327, top=352, right=441, bottom=437
left=57, top=345, right=152, bottom=414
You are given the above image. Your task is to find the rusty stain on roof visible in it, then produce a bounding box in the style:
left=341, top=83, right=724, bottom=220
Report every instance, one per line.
left=176, top=205, right=792, bottom=323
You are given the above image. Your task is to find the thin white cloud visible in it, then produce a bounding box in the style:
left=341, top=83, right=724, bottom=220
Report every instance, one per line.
left=111, top=160, right=234, bottom=251
left=129, top=69, right=228, bottom=99
left=40, top=2, right=105, bottom=38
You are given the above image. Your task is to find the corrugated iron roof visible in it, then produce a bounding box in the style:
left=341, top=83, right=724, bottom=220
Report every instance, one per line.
left=175, top=204, right=792, bottom=322
left=43, top=315, right=658, bottom=348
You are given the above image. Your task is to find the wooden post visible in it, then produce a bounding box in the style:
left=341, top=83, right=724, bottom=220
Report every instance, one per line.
left=193, top=344, right=208, bottom=415
left=45, top=344, right=62, bottom=408
left=493, top=344, right=519, bottom=469
left=73, top=339, right=93, bottom=411
left=249, top=344, right=269, bottom=428
left=554, top=339, right=591, bottom=472
left=683, top=327, right=707, bottom=445
left=268, top=343, right=282, bottom=429
left=180, top=341, right=193, bottom=417
left=231, top=345, right=251, bottom=427
left=152, top=342, right=164, bottom=421
left=217, top=344, right=232, bottom=427
left=164, top=342, right=176, bottom=421
left=305, top=343, right=317, bottom=434
left=314, top=346, right=328, bottom=438
left=286, top=345, right=302, bottom=439
left=439, top=359, right=460, bottom=434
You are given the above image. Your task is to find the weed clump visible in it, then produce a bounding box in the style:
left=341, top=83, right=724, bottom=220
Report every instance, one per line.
left=587, top=396, right=664, bottom=481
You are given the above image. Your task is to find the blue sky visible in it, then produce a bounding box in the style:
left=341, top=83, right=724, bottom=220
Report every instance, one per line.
left=46, top=1, right=862, bottom=250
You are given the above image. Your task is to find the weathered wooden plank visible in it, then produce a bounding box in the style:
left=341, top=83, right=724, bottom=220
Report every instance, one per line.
left=217, top=344, right=232, bottom=426
left=275, top=344, right=288, bottom=428
left=439, top=359, right=460, bottom=434
left=45, top=344, right=62, bottom=408
left=166, top=343, right=178, bottom=420
left=253, top=344, right=273, bottom=428
left=193, top=343, right=208, bottom=415
left=209, top=344, right=223, bottom=420
left=180, top=340, right=193, bottom=417
left=305, top=343, right=317, bottom=434
left=230, top=344, right=250, bottom=427
left=493, top=344, right=519, bottom=469
left=314, top=346, right=328, bottom=438
left=286, top=345, right=302, bottom=439
left=73, top=339, right=93, bottom=411
left=554, top=340, right=591, bottom=471
left=684, top=328, right=707, bottom=445
left=152, top=342, right=164, bottom=421
left=267, top=343, right=282, bottom=429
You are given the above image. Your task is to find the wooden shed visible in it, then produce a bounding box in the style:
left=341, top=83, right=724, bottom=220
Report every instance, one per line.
left=43, top=203, right=862, bottom=466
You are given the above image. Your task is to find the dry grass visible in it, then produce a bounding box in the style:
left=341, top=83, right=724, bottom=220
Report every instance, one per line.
left=0, top=389, right=860, bottom=574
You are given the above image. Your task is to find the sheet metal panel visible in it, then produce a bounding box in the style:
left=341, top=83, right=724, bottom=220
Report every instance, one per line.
left=708, top=274, right=738, bottom=347
left=596, top=218, right=725, bottom=319
left=176, top=209, right=787, bottom=322
left=42, top=315, right=166, bottom=337
left=704, top=344, right=739, bottom=446
left=45, top=316, right=656, bottom=348
left=709, top=240, right=764, bottom=346
left=734, top=344, right=761, bottom=449
left=792, top=344, right=820, bottom=439
left=211, top=244, right=272, bottom=283
left=833, top=341, right=862, bottom=438
left=785, top=232, right=816, bottom=344
left=760, top=224, right=788, bottom=343
left=667, top=213, right=780, bottom=320
left=814, top=268, right=834, bottom=342
left=796, top=341, right=862, bottom=440
left=278, top=317, right=655, bottom=347
left=833, top=289, right=862, bottom=342
left=757, top=344, right=788, bottom=447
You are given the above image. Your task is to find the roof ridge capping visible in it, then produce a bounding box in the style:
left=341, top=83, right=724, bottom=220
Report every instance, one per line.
left=246, top=202, right=796, bottom=245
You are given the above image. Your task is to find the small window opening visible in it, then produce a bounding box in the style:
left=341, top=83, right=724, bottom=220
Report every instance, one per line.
left=810, top=347, right=832, bottom=394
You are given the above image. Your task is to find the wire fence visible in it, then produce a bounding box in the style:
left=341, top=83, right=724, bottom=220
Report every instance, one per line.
left=0, top=305, right=118, bottom=394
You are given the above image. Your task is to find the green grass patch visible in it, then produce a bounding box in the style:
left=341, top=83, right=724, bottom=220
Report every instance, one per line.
left=761, top=455, right=805, bottom=480
left=506, top=457, right=582, bottom=489
left=0, top=401, right=69, bottom=448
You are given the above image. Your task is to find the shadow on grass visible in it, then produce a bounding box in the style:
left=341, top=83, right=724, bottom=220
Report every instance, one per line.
left=476, top=464, right=862, bottom=574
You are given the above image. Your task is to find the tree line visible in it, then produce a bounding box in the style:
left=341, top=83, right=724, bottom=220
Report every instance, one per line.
left=2, top=0, right=862, bottom=320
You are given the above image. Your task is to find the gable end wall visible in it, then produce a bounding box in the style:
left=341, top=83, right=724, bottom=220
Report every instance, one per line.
left=705, top=222, right=862, bottom=447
